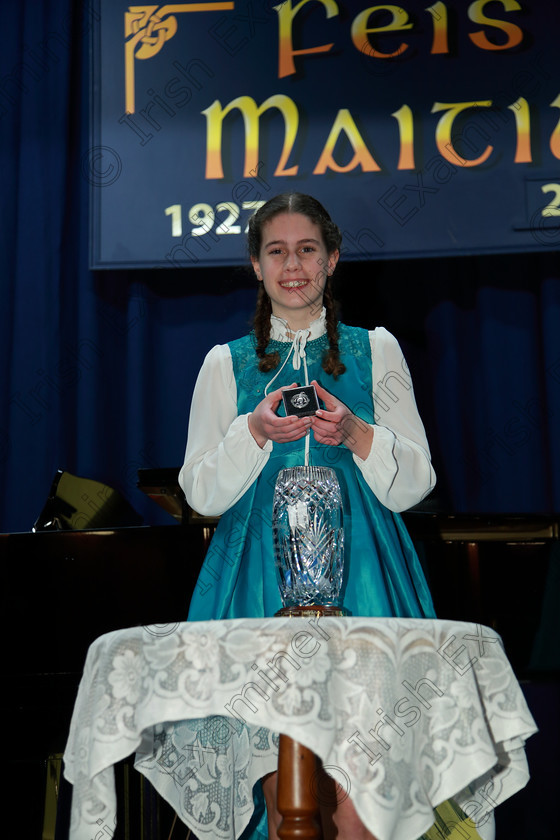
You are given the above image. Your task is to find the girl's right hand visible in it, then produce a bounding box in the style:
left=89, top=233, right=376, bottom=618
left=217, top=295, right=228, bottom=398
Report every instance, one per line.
left=248, top=383, right=312, bottom=448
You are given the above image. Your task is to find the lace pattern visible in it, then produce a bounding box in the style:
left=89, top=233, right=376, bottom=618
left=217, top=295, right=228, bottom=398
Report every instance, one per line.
left=63, top=617, right=537, bottom=840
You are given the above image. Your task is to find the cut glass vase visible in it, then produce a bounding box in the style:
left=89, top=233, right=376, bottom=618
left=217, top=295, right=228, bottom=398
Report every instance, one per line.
left=272, top=466, right=345, bottom=609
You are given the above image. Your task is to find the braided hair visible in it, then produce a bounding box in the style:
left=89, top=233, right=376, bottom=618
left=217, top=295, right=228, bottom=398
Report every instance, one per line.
left=247, top=193, right=346, bottom=379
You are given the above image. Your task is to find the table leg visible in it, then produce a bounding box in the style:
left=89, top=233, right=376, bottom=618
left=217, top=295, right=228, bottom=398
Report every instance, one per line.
left=277, top=734, right=321, bottom=839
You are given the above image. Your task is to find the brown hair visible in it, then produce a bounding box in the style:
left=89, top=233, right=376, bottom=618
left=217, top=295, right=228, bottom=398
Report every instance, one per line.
left=248, top=193, right=346, bottom=378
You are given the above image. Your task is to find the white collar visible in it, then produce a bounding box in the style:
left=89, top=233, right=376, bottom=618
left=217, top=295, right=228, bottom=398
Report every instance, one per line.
left=269, top=307, right=327, bottom=342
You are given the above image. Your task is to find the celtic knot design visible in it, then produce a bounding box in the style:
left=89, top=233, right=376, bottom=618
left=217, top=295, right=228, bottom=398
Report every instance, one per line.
left=123, top=3, right=234, bottom=114
left=125, top=7, right=178, bottom=61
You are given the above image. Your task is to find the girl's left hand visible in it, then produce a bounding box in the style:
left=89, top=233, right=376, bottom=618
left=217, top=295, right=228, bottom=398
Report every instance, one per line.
left=310, top=380, right=374, bottom=459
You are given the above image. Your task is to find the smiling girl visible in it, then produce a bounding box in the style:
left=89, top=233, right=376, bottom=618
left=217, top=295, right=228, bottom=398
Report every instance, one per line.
left=179, top=192, right=437, bottom=839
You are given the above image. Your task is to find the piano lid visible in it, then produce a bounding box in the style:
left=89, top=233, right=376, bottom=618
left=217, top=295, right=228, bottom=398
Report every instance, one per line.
left=137, top=467, right=185, bottom=522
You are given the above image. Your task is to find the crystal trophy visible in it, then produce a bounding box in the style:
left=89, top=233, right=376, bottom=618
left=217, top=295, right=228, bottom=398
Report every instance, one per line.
left=272, top=466, right=345, bottom=613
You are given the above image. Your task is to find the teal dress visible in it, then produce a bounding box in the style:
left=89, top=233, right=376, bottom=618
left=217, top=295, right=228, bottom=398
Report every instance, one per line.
left=187, top=324, right=435, bottom=623
left=186, top=324, right=435, bottom=840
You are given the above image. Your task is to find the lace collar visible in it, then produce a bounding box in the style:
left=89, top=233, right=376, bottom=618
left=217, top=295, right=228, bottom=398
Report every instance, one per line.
left=269, top=308, right=327, bottom=342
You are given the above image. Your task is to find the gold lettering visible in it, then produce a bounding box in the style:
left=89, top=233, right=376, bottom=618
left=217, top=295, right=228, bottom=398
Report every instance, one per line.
left=550, top=94, right=560, bottom=161
left=432, top=100, right=493, bottom=167
left=426, top=2, right=448, bottom=54
left=203, top=94, right=299, bottom=179
left=313, top=109, right=381, bottom=174
left=468, top=0, right=523, bottom=51
left=392, top=104, right=415, bottom=169
left=275, top=0, right=338, bottom=78
left=351, top=5, right=412, bottom=58
left=507, top=97, right=531, bottom=163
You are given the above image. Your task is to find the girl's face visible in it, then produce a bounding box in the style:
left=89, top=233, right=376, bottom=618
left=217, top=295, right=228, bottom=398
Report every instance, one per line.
left=251, top=212, right=339, bottom=329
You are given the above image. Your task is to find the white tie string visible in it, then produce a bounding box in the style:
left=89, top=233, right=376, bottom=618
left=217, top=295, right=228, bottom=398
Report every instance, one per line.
left=291, top=329, right=309, bottom=374
left=264, top=328, right=311, bottom=395
left=264, top=327, right=312, bottom=466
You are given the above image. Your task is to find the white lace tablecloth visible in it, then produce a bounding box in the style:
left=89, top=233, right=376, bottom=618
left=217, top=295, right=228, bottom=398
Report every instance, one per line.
left=63, top=617, right=537, bottom=840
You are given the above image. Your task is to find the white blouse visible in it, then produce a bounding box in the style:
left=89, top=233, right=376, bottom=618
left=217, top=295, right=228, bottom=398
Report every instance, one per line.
left=179, top=312, right=436, bottom=517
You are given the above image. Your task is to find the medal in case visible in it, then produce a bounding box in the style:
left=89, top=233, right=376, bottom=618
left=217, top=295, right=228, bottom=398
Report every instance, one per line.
left=282, top=384, right=320, bottom=418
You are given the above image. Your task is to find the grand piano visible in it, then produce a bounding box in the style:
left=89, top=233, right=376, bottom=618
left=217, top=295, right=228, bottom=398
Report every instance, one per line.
left=3, top=469, right=558, bottom=839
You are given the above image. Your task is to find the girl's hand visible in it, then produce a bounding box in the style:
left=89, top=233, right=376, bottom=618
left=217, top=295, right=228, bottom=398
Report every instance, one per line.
left=310, top=380, right=373, bottom=459
left=248, top=383, right=312, bottom=448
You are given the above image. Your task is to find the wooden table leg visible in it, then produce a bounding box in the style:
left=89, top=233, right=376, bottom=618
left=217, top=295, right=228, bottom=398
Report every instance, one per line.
left=277, top=734, right=321, bottom=839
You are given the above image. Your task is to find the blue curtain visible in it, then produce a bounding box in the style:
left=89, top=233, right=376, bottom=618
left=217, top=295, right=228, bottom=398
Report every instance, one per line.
left=425, top=275, right=560, bottom=513
left=341, top=267, right=560, bottom=515
left=0, top=0, right=257, bottom=532
left=1, top=1, right=559, bottom=534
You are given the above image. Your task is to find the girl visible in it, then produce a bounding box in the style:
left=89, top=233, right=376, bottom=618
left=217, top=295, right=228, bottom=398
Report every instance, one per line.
left=179, top=192, right=437, bottom=839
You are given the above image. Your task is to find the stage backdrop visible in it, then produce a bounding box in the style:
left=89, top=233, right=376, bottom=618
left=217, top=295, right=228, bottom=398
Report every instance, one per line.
left=1, top=0, right=560, bottom=536
left=90, top=0, right=560, bottom=268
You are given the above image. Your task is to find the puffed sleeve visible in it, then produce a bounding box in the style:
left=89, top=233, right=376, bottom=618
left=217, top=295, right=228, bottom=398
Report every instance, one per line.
left=353, top=327, right=436, bottom=512
left=178, top=344, right=272, bottom=516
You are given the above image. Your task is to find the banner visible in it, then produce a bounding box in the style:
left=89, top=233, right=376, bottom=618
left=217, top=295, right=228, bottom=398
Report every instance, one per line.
left=89, top=1, right=560, bottom=268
